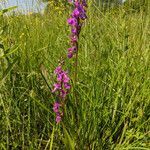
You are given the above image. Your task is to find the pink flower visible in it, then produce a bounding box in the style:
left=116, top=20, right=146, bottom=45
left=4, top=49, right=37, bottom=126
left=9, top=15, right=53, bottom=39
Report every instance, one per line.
left=52, top=0, right=87, bottom=124
left=63, top=73, right=70, bottom=83
left=56, top=114, right=61, bottom=124
left=60, top=90, right=67, bottom=98
left=64, top=83, right=71, bottom=89
left=70, top=35, right=78, bottom=43
left=71, top=28, right=78, bottom=34
left=53, top=102, right=61, bottom=113
left=52, top=66, right=71, bottom=99
left=52, top=83, right=61, bottom=93
left=67, top=18, right=77, bottom=26
left=68, top=52, right=73, bottom=58
left=57, top=73, right=63, bottom=81
left=72, top=8, right=80, bottom=18
left=54, top=66, right=62, bottom=74
left=53, top=102, right=63, bottom=124
left=68, top=46, right=77, bottom=52
left=67, top=0, right=87, bottom=58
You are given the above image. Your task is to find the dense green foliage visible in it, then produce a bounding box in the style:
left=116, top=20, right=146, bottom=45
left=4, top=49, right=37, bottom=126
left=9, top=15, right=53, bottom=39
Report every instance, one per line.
left=0, top=2, right=150, bottom=149
left=124, top=0, right=149, bottom=12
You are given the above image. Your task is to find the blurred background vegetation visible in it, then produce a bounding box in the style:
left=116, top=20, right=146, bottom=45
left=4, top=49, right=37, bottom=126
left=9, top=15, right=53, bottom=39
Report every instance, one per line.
left=39, top=0, right=149, bottom=14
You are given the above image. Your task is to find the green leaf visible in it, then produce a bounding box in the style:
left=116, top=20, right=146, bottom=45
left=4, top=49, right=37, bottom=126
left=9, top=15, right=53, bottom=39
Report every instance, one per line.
left=0, top=43, right=4, bottom=50
left=0, top=6, right=18, bottom=16
left=30, top=96, right=53, bottom=115
left=62, top=126, right=75, bottom=150
left=49, top=126, right=55, bottom=150
left=0, top=46, right=19, bottom=59
left=1, top=57, right=19, bottom=81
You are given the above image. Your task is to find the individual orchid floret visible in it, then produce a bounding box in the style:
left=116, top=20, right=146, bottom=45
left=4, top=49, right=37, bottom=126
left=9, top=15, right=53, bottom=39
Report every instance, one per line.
left=72, top=8, right=80, bottom=18
left=71, top=28, right=78, bottom=34
left=56, top=114, right=61, bottom=124
left=70, top=35, right=78, bottom=43
left=52, top=83, right=61, bottom=93
left=68, top=18, right=77, bottom=26
left=53, top=102, right=61, bottom=113
left=82, top=0, right=88, bottom=7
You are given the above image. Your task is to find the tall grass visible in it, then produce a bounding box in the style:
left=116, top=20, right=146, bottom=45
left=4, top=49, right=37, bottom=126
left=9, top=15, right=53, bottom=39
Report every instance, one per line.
left=0, top=1, right=150, bottom=149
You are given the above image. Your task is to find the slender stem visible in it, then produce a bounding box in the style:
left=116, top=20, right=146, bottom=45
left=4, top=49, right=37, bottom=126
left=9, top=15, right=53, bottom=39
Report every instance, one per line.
left=74, top=38, right=79, bottom=126
left=73, top=13, right=81, bottom=124
left=74, top=42, right=79, bottom=85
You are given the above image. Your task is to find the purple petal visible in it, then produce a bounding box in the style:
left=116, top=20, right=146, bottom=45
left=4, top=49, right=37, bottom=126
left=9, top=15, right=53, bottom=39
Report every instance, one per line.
left=68, top=52, right=73, bottom=58
left=53, top=102, right=60, bottom=113
left=54, top=66, right=62, bottom=74
left=52, top=83, right=61, bottom=93
left=64, top=83, right=71, bottom=89
left=56, top=114, right=61, bottom=123
left=67, top=17, right=77, bottom=26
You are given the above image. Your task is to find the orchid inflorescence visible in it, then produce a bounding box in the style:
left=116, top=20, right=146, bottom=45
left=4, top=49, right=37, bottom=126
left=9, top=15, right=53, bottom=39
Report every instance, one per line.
left=52, top=65, right=71, bottom=123
left=67, top=0, right=87, bottom=58
left=52, top=0, right=87, bottom=124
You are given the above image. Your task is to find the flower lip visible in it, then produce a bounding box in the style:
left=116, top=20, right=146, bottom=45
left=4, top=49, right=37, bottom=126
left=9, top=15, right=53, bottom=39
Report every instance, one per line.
left=67, top=17, right=77, bottom=26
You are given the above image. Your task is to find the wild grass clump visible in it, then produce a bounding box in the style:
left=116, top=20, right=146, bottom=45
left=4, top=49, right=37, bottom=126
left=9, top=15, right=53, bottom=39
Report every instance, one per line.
left=0, top=1, right=150, bottom=149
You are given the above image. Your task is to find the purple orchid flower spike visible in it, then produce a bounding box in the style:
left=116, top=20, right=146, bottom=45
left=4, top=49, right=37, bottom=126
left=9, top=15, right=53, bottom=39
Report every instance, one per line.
left=52, top=65, right=71, bottom=124
left=52, top=0, right=87, bottom=124
left=67, top=0, right=87, bottom=59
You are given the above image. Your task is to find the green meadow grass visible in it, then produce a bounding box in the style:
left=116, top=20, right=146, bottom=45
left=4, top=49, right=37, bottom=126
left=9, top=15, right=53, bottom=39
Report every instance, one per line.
left=0, top=2, right=150, bottom=149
